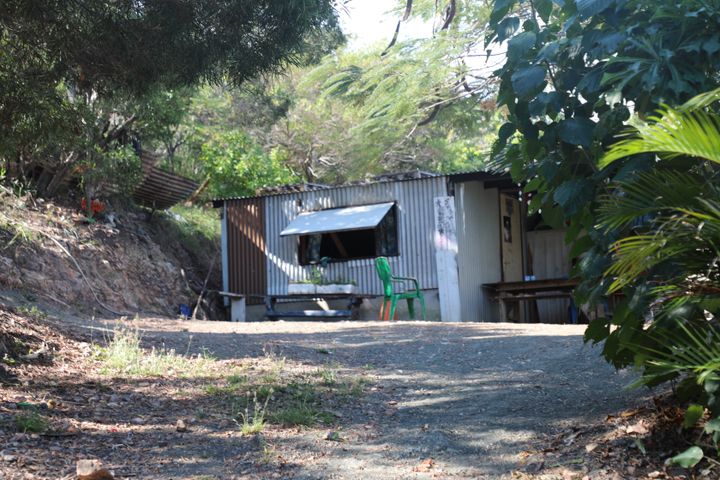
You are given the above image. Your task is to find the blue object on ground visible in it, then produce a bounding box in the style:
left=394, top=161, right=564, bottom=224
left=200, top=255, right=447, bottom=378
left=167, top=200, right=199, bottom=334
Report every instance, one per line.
left=179, top=304, right=192, bottom=319
left=568, top=300, right=579, bottom=324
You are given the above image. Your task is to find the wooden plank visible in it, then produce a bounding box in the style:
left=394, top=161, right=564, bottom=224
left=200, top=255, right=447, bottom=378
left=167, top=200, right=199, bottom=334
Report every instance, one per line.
left=265, top=310, right=352, bottom=318
left=498, top=292, right=572, bottom=301
left=483, top=278, right=578, bottom=293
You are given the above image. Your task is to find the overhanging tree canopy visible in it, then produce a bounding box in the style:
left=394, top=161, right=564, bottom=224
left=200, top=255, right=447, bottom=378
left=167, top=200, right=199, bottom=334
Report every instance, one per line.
left=0, top=0, right=341, bottom=93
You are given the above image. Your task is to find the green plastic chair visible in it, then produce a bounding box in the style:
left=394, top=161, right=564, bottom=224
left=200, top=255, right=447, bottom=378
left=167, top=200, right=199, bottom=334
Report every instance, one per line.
left=374, top=256, right=426, bottom=320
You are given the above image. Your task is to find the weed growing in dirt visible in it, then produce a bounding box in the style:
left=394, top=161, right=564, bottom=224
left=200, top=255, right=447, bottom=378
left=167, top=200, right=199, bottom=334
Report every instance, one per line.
left=0, top=219, right=35, bottom=250
left=16, top=305, right=47, bottom=321
left=340, top=376, right=368, bottom=397
left=204, top=372, right=250, bottom=397
left=14, top=412, right=48, bottom=433
left=97, top=328, right=217, bottom=377
left=271, top=401, right=333, bottom=427
left=255, top=384, right=275, bottom=401
left=227, top=373, right=247, bottom=385
left=317, top=363, right=340, bottom=386
left=235, top=391, right=271, bottom=435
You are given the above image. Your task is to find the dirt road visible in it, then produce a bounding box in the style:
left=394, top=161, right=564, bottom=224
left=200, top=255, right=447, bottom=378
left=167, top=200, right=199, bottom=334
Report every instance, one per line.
left=79, top=318, right=643, bottom=479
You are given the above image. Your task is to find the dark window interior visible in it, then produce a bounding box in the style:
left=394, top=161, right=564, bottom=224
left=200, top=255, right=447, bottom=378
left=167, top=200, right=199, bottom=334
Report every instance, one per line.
left=299, top=205, right=399, bottom=264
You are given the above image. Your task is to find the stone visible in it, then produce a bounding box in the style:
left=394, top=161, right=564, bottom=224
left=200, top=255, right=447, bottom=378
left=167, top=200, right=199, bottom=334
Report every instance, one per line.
left=176, top=419, right=187, bottom=433
left=76, top=459, right=115, bottom=480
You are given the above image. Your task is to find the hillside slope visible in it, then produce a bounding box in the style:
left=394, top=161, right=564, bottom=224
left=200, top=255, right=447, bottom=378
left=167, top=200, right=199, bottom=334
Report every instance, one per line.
left=0, top=189, right=222, bottom=319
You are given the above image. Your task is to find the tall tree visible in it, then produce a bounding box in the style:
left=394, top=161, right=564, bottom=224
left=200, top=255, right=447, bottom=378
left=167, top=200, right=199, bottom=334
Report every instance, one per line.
left=0, top=0, right=341, bottom=201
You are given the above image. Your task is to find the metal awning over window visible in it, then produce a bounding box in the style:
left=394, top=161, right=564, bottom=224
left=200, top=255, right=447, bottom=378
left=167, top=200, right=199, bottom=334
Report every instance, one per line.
left=280, top=202, right=395, bottom=236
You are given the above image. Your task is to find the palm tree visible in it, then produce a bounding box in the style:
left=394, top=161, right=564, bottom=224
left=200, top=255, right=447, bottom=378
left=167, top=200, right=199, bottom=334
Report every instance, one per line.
left=597, top=90, right=720, bottom=461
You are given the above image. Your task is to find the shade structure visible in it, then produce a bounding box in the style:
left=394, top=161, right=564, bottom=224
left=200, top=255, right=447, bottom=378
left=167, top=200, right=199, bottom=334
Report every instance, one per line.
left=280, top=202, right=394, bottom=236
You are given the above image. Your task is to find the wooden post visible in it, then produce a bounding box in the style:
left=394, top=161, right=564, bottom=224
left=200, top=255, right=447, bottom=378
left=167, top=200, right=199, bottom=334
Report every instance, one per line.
left=434, top=196, right=462, bottom=322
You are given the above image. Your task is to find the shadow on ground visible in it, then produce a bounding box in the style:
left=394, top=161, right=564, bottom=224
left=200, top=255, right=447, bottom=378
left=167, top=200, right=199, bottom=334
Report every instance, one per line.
left=28, top=318, right=645, bottom=479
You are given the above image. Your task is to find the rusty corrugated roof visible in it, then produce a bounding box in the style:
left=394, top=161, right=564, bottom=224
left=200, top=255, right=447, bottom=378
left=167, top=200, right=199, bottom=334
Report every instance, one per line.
left=212, top=169, right=508, bottom=207
left=132, top=152, right=199, bottom=210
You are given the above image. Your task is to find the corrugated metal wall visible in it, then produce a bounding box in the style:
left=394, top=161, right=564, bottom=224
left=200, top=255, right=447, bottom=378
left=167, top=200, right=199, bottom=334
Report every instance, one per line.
left=264, top=177, right=447, bottom=296
left=455, top=182, right=502, bottom=322
left=527, top=229, right=571, bottom=323
left=226, top=198, right=267, bottom=305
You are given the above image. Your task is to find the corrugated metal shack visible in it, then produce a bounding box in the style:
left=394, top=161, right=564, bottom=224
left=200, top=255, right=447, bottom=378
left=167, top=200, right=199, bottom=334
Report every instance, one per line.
left=213, top=170, right=571, bottom=323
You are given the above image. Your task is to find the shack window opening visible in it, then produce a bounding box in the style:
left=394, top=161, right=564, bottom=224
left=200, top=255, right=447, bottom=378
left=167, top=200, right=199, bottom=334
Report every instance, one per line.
left=299, top=205, right=398, bottom=264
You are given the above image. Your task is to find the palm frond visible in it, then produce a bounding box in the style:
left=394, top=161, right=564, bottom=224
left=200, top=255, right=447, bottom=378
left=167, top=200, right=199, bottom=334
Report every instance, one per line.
left=600, top=106, right=720, bottom=167
left=598, top=169, right=711, bottom=231
left=681, top=87, right=720, bottom=112
left=631, top=322, right=720, bottom=388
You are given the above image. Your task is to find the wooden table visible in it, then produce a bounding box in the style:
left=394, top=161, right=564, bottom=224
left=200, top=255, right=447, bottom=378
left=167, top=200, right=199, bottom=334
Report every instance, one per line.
left=482, top=278, right=579, bottom=323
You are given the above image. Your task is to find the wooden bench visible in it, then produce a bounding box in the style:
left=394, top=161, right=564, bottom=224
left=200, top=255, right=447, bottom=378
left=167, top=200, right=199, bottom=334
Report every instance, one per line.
left=482, top=278, right=579, bottom=323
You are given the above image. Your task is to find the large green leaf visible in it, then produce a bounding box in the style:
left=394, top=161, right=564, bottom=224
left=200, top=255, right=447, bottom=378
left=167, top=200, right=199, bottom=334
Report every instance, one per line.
left=553, top=178, right=594, bottom=215
left=507, top=32, right=537, bottom=61
left=668, top=446, right=704, bottom=468
left=558, top=117, right=596, bottom=147
left=510, top=66, right=547, bottom=99
left=491, top=0, right=517, bottom=25
left=576, top=0, right=614, bottom=19
left=535, top=0, right=554, bottom=22
left=498, top=122, right=517, bottom=144
left=585, top=318, right=610, bottom=344
left=496, top=17, right=521, bottom=42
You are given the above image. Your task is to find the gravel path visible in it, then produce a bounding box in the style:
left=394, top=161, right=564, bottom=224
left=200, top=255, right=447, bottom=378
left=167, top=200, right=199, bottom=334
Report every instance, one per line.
left=76, top=318, right=643, bottom=479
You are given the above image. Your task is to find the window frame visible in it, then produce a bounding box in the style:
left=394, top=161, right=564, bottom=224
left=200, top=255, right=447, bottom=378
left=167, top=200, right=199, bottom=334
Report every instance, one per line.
left=297, top=203, right=400, bottom=265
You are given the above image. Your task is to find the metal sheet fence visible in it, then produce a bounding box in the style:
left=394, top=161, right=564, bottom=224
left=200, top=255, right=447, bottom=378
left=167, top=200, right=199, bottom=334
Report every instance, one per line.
left=227, top=198, right=267, bottom=305
left=264, top=177, right=448, bottom=296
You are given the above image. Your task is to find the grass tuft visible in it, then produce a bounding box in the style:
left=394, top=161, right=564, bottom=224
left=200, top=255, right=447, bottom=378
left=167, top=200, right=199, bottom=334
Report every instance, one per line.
left=97, top=328, right=216, bottom=377
left=271, top=401, right=333, bottom=427
left=235, top=391, right=271, bottom=435
left=16, top=305, right=47, bottom=321
left=15, top=411, right=49, bottom=433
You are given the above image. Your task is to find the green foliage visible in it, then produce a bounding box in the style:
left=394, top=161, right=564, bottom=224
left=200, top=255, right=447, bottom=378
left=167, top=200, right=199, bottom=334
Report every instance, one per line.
left=295, top=37, right=501, bottom=179
left=14, top=411, right=49, bottom=433
left=488, top=1, right=720, bottom=462
left=199, top=131, right=298, bottom=199
left=595, top=94, right=720, bottom=461
left=0, top=1, right=341, bottom=199
left=16, top=305, right=47, bottom=321
left=488, top=0, right=720, bottom=357
left=1, top=1, right=341, bottom=94
left=168, top=205, right=221, bottom=244
left=83, top=145, right=143, bottom=196
left=669, top=446, right=705, bottom=469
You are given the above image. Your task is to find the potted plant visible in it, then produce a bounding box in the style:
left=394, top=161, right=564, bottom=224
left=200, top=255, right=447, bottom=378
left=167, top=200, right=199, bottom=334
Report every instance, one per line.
left=288, top=258, right=357, bottom=295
